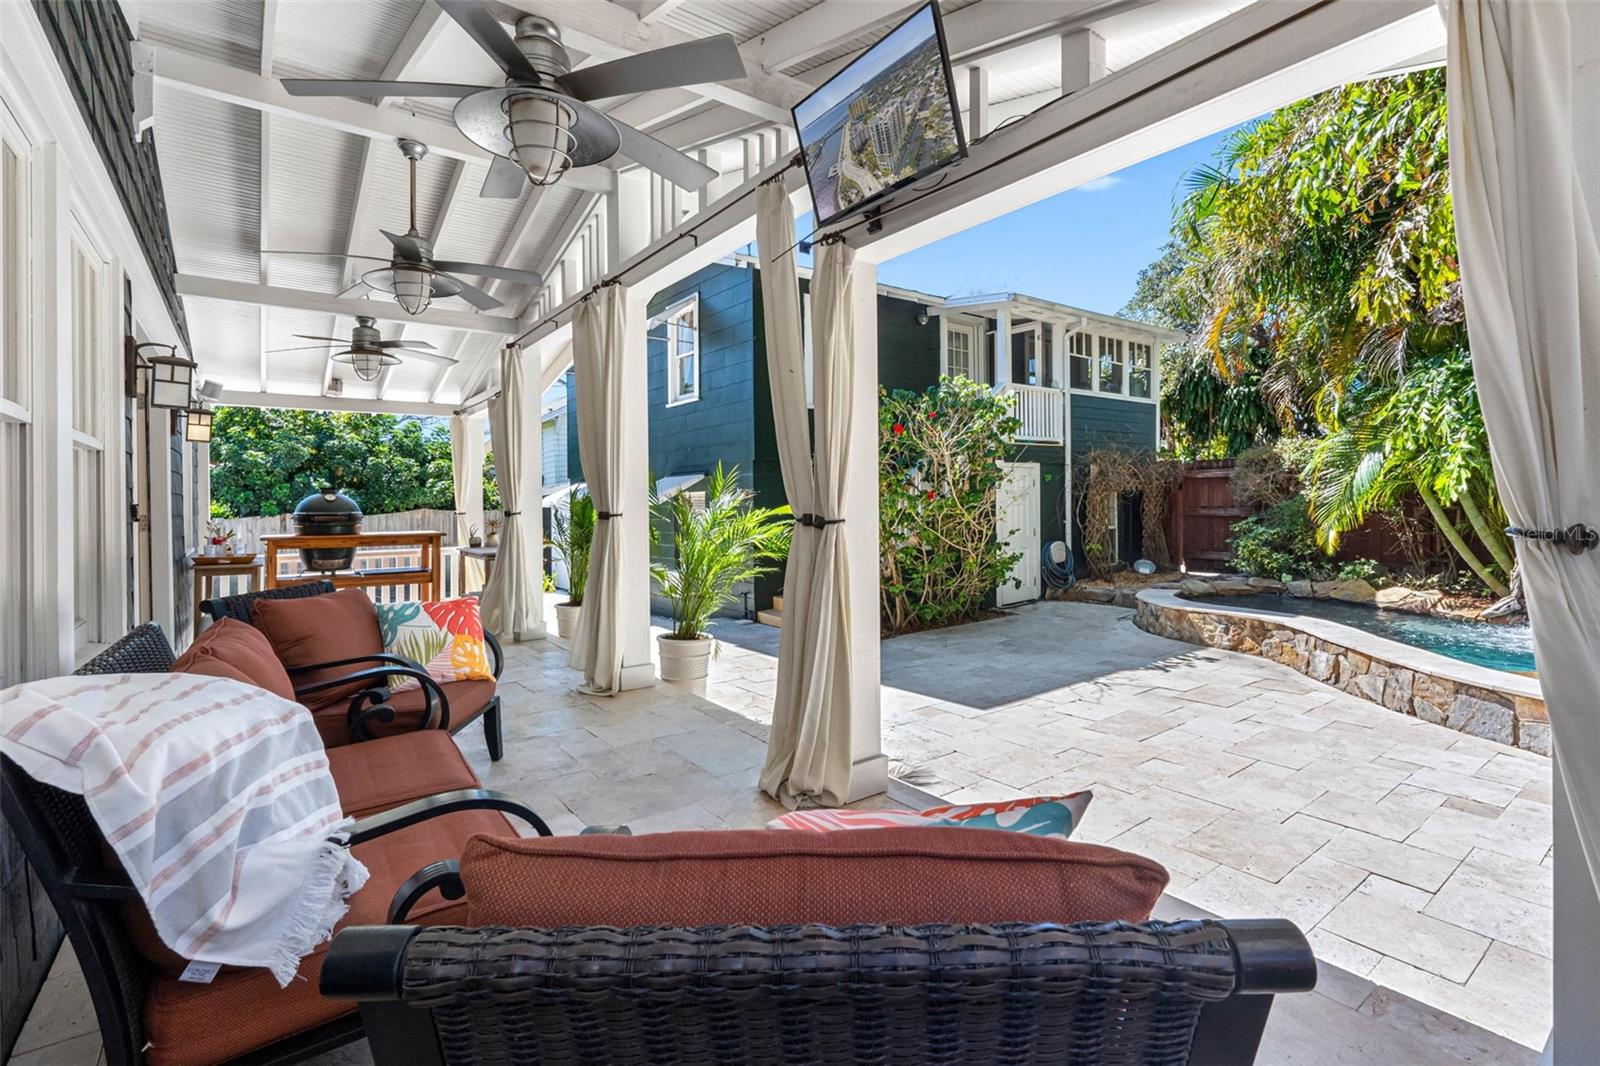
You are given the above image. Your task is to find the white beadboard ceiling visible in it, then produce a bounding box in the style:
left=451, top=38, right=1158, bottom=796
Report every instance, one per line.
left=143, top=0, right=1259, bottom=408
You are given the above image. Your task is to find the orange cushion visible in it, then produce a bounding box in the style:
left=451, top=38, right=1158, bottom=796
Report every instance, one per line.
left=460, top=826, right=1169, bottom=928
left=171, top=618, right=294, bottom=702
left=251, top=589, right=382, bottom=709
left=326, top=731, right=482, bottom=817
left=142, top=808, right=515, bottom=1066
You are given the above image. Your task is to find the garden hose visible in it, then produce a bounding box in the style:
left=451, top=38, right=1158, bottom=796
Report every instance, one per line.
left=1043, top=540, right=1076, bottom=589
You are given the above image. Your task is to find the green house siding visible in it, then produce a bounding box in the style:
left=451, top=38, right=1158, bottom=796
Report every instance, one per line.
left=1070, top=393, right=1158, bottom=454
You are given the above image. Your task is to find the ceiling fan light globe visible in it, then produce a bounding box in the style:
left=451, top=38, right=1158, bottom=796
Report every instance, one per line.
left=392, top=266, right=433, bottom=315
left=505, top=94, right=575, bottom=186
left=346, top=349, right=386, bottom=381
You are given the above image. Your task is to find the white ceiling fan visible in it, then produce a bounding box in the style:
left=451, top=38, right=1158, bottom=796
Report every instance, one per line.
left=263, top=139, right=543, bottom=314
left=281, top=0, right=745, bottom=197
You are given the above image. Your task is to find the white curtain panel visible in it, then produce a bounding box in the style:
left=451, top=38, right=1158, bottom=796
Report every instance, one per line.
left=480, top=344, right=545, bottom=642
left=755, top=182, right=856, bottom=808
left=450, top=414, right=473, bottom=549
left=1444, top=0, right=1600, bottom=888
left=568, top=284, right=629, bottom=694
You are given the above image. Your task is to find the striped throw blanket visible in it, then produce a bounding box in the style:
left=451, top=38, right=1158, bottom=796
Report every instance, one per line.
left=1, top=672, right=368, bottom=986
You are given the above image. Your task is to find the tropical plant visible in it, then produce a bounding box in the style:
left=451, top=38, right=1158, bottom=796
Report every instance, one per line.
left=650, top=463, right=792, bottom=641
left=1228, top=495, right=1336, bottom=582
left=550, top=493, right=596, bottom=606
left=879, top=376, right=1021, bottom=632
left=1305, top=349, right=1512, bottom=596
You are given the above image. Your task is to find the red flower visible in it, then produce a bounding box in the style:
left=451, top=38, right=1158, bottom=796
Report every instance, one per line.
left=927, top=410, right=938, bottom=419
left=892, top=422, right=905, bottom=435
left=925, top=490, right=936, bottom=500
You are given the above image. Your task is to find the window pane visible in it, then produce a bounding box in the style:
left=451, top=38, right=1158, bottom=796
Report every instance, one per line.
left=74, top=445, right=103, bottom=647
left=1129, top=342, right=1152, bottom=398
left=1098, top=336, right=1123, bottom=393
left=1069, top=333, right=1092, bottom=389
left=1, top=141, right=21, bottom=405
left=946, top=328, right=971, bottom=378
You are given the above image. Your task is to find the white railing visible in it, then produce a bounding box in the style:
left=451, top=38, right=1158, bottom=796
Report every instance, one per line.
left=998, top=383, right=1065, bottom=444
left=204, top=546, right=474, bottom=603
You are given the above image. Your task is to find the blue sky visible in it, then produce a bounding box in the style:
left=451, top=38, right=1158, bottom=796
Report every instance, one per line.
left=796, top=123, right=1245, bottom=316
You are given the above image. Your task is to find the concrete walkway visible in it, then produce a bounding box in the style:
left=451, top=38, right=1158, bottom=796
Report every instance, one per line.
left=700, top=601, right=1553, bottom=1054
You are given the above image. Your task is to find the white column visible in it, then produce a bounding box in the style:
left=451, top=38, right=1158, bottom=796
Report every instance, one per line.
left=967, top=66, right=989, bottom=140
left=616, top=287, right=656, bottom=690
left=1060, top=29, right=1108, bottom=94
left=465, top=413, right=485, bottom=549
left=844, top=260, right=886, bottom=800
left=608, top=170, right=651, bottom=270
left=992, top=308, right=1011, bottom=388
left=1554, top=5, right=1600, bottom=1061
left=514, top=384, right=545, bottom=639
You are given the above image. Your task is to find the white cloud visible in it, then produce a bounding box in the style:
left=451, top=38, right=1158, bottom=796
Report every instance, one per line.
left=1075, top=175, right=1124, bottom=192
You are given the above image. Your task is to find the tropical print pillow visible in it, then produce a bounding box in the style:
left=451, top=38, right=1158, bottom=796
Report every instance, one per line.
left=374, top=598, right=492, bottom=689
left=766, top=792, right=1092, bottom=841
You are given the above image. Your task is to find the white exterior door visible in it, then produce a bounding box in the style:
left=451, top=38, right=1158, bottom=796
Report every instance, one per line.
left=996, top=461, right=1040, bottom=606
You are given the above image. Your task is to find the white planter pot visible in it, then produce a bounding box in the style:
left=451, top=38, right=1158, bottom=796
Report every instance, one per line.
left=554, top=602, right=581, bottom=639
left=657, top=633, right=714, bottom=682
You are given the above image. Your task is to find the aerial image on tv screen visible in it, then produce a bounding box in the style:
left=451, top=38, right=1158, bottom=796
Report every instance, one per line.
left=793, top=3, right=963, bottom=225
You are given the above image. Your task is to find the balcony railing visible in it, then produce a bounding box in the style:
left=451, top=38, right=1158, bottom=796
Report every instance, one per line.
left=998, top=383, right=1064, bottom=444
left=203, top=546, right=474, bottom=602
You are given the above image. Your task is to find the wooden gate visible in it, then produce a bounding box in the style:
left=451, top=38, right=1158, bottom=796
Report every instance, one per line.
left=1167, top=461, right=1252, bottom=572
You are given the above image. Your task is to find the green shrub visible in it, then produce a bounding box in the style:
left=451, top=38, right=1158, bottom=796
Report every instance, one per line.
left=1335, top=558, right=1389, bottom=585
left=1228, top=494, right=1335, bottom=581
left=879, top=376, right=1021, bottom=633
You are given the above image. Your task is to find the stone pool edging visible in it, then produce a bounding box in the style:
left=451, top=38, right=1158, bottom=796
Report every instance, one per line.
left=1133, top=589, right=1547, bottom=754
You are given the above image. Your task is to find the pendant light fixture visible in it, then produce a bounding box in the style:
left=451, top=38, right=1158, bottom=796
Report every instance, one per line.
left=138, top=342, right=196, bottom=409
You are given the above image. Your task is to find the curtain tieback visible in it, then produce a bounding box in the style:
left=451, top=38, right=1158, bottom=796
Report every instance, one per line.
left=1505, top=523, right=1597, bottom=555
left=502, top=511, right=521, bottom=517
left=454, top=511, right=467, bottom=515
left=797, top=513, right=844, bottom=529
left=597, top=511, right=622, bottom=520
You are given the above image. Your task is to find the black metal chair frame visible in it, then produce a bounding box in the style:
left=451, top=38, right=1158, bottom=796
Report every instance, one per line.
left=201, top=583, right=506, bottom=760
left=0, top=622, right=548, bottom=1066
left=322, top=918, right=1317, bottom=1066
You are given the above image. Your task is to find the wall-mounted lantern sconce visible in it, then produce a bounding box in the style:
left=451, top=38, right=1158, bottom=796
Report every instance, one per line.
left=138, top=342, right=196, bottom=409
left=184, top=404, right=214, bottom=442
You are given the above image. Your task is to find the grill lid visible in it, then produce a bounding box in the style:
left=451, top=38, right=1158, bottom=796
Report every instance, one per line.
left=293, top=486, right=363, bottom=519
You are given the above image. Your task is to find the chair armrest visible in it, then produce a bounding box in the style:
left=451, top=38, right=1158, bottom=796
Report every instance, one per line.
left=293, top=666, right=450, bottom=736
left=388, top=860, right=463, bottom=923
left=322, top=925, right=424, bottom=1001
left=347, top=788, right=552, bottom=846
left=60, top=866, right=140, bottom=901
left=483, top=629, right=504, bottom=679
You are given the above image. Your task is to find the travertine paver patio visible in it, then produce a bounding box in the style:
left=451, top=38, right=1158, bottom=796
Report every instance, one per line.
left=698, top=600, right=1554, bottom=1053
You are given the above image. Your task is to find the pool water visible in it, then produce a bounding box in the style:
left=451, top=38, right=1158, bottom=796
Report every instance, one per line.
left=1198, top=593, right=1537, bottom=675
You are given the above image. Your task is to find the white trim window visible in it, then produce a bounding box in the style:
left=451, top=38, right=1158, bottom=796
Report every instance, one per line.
left=1097, top=335, right=1124, bottom=394
left=944, top=321, right=977, bottom=381
left=665, top=294, right=700, bottom=406
left=69, top=227, right=109, bottom=652
left=1129, top=341, right=1154, bottom=399
left=1067, top=331, right=1092, bottom=390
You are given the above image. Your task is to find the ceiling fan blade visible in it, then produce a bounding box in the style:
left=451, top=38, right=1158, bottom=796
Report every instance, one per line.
left=380, top=229, right=431, bottom=260
left=376, top=339, right=437, bottom=350
left=435, top=262, right=544, bottom=287
left=261, top=249, right=390, bottom=264
left=265, top=345, right=340, bottom=354
left=451, top=277, right=505, bottom=311
left=557, top=36, right=745, bottom=101
left=480, top=154, right=527, bottom=199
left=291, top=334, right=351, bottom=342
left=612, top=119, right=717, bottom=189
left=436, top=0, right=540, bottom=83
left=280, top=79, right=487, bottom=99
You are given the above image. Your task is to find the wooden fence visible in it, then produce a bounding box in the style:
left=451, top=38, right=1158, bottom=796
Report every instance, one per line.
left=1165, top=459, right=1446, bottom=573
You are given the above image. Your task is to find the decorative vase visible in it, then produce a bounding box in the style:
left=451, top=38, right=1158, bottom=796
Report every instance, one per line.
left=657, top=633, right=714, bottom=682
left=469, top=536, right=483, bottom=548
left=555, top=602, right=581, bottom=639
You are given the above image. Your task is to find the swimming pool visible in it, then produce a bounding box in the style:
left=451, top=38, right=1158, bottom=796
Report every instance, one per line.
left=1197, top=593, right=1536, bottom=675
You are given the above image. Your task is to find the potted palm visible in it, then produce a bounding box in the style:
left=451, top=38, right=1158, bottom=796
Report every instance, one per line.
left=652, top=463, right=791, bottom=682
left=549, top=493, right=595, bottom=639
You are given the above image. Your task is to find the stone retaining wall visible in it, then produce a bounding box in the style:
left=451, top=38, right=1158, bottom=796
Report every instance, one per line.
left=1134, top=591, right=1548, bottom=754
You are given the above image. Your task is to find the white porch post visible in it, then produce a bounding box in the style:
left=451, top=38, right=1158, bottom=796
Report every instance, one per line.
left=845, top=259, right=887, bottom=801
left=616, top=286, right=656, bottom=690
left=967, top=66, right=989, bottom=140
left=992, top=308, right=1011, bottom=388
left=34, top=142, right=74, bottom=675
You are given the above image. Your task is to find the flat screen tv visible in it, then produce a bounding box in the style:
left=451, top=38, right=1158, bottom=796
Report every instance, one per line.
left=791, top=1, right=966, bottom=228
